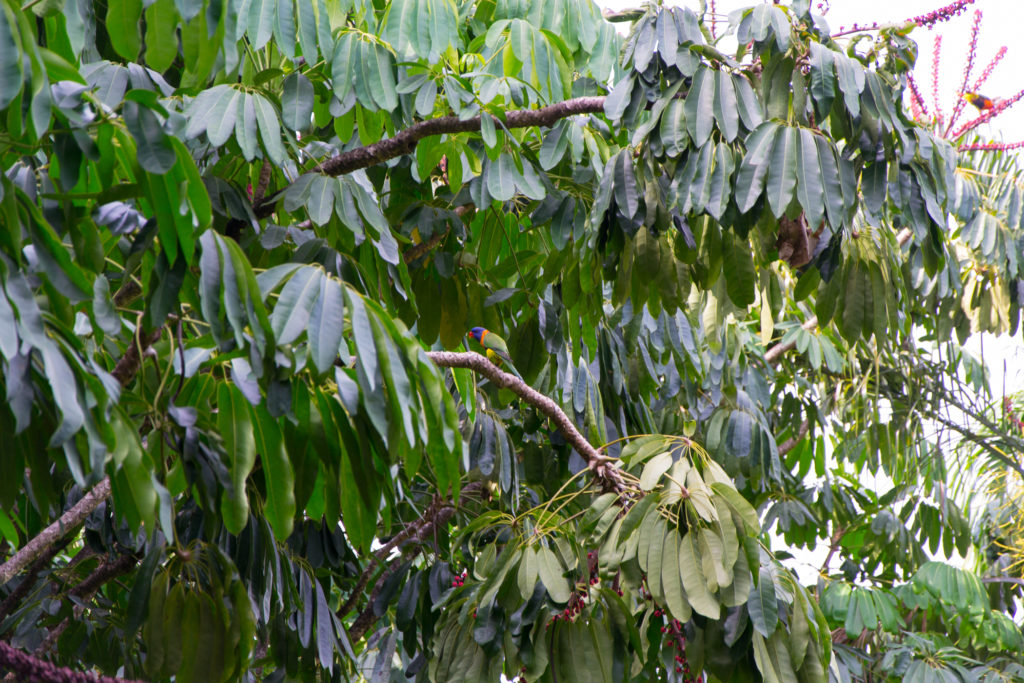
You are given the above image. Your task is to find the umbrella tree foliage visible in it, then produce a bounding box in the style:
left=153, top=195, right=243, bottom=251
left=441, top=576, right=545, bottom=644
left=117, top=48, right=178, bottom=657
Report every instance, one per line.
left=0, top=0, right=1023, bottom=679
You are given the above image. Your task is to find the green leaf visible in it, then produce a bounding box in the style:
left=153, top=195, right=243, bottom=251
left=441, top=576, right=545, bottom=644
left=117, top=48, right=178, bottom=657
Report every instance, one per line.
left=206, top=87, right=241, bottom=147
left=795, top=128, right=824, bottom=229
left=308, top=274, right=345, bottom=374
left=714, top=69, right=739, bottom=142
left=808, top=43, right=835, bottom=117
left=814, top=134, right=845, bottom=228
left=834, top=52, right=864, bottom=117
left=271, top=265, right=322, bottom=344
left=282, top=72, right=314, bottom=132
left=0, top=2, right=23, bottom=110
left=274, top=0, right=296, bottom=58
left=723, top=230, right=755, bottom=308
left=251, top=402, right=295, bottom=541
left=537, top=546, right=569, bottom=603
left=684, top=65, right=716, bottom=147
left=144, top=0, right=178, bottom=71
left=679, top=531, right=719, bottom=618
left=661, top=529, right=692, bottom=624
left=253, top=93, right=286, bottom=165
left=124, top=100, right=175, bottom=174
left=748, top=564, right=778, bottom=637
left=107, top=0, right=142, bottom=60
left=218, top=382, right=256, bottom=534
left=347, top=290, right=378, bottom=389
left=765, top=125, right=798, bottom=217
left=734, top=121, right=779, bottom=213
left=247, top=0, right=275, bottom=48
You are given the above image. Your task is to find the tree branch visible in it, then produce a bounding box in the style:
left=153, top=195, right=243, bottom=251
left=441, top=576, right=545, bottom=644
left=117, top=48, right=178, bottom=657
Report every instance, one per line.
left=0, top=641, right=144, bottom=683
left=255, top=97, right=606, bottom=217
left=346, top=497, right=467, bottom=643
left=0, top=478, right=111, bottom=587
left=425, top=351, right=622, bottom=489
left=777, top=420, right=810, bottom=456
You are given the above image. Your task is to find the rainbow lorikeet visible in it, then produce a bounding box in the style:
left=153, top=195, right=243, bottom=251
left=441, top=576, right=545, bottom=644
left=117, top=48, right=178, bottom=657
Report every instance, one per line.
left=964, top=91, right=999, bottom=111
left=469, top=327, right=522, bottom=379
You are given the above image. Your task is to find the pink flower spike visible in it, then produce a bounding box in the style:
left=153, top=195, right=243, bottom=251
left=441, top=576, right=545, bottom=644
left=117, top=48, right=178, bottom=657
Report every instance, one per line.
left=958, top=140, right=1024, bottom=153
left=944, top=10, right=982, bottom=137
left=908, top=0, right=977, bottom=28
left=931, top=36, right=944, bottom=122
left=907, top=74, right=929, bottom=118
left=971, top=46, right=1007, bottom=93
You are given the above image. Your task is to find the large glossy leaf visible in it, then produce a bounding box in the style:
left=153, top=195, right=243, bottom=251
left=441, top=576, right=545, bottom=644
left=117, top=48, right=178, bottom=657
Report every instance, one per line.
left=765, top=125, right=798, bottom=217
left=218, top=383, right=256, bottom=534
left=251, top=402, right=295, bottom=540
left=684, top=65, right=716, bottom=147
left=0, top=2, right=23, bottom=109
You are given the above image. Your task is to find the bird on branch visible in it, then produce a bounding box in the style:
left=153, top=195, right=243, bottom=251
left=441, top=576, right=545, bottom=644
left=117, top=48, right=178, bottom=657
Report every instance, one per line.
left=468, top=327, right=522, bottom=379
left=964, top=91, right=1001, bottom=111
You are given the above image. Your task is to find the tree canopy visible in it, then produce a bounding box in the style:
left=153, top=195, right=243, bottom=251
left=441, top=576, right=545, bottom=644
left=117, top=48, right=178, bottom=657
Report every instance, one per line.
left=1, top=0, right=1023, bottom=680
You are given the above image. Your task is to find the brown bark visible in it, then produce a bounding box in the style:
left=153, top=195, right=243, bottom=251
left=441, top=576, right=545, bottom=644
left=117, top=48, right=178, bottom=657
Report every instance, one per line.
left=255, top=97, right=606, bottom=217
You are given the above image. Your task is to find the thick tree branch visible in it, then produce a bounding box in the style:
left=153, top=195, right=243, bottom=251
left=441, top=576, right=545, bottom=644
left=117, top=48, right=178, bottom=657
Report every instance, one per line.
left=0, top=479, right=111, bottom=587
left=777, top=420, right=810, bottom=456
left=0, top=641, right=144, bottom=683
left=255, top=97, right=606, bottom=217
left=425, top=351, right=622, bottom=488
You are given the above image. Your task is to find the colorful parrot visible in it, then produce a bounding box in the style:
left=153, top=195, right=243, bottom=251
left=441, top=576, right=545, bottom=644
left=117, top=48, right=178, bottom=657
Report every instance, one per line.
left=469, top=327, right=522, bottom=379
left=964, top=91, right=999, bottom=112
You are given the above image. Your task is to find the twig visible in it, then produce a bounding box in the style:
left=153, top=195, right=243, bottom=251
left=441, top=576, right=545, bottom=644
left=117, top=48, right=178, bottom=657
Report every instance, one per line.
left=0, top=538, right=71, bottom=623
left=777, top=420, right=810, bottom=456
left=346, top=494, right=467, bottom=643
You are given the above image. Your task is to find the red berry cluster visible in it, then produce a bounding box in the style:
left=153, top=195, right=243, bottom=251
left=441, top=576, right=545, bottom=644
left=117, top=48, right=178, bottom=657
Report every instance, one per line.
left=639, top=577, right=700, bottom=682
left=450, top=570, right=468, bottom=588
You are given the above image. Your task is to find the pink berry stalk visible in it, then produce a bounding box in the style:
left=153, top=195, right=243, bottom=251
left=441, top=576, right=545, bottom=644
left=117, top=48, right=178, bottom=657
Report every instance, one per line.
left=907, top=74, right=929, bottom=119
left=944, top=10, right=982, bottom=137
left=971, top=46, right=1006, bottom=93
left=959, top=140, right=1024, bottom=153
left=931, top=36, right=944, bottom=125
left=908, top=0, right=977, bottom=28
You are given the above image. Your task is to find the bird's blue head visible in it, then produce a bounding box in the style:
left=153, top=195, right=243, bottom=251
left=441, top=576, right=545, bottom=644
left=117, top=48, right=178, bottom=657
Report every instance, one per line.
left=469, top=327, right=486, bottom=342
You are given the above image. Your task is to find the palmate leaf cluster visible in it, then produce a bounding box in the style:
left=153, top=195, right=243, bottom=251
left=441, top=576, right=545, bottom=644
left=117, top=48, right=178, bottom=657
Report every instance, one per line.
left=1, top=0, right=1024, bottom=681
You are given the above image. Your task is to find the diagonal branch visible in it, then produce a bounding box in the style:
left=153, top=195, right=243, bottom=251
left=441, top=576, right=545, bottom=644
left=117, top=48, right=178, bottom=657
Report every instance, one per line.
left=0, top=478, right=111, bottom=587
left=425, top=351, right=622, bottom=488
left=336, top=483, right=484, bottom=622
left=255, top=97, right=606, bottom=217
